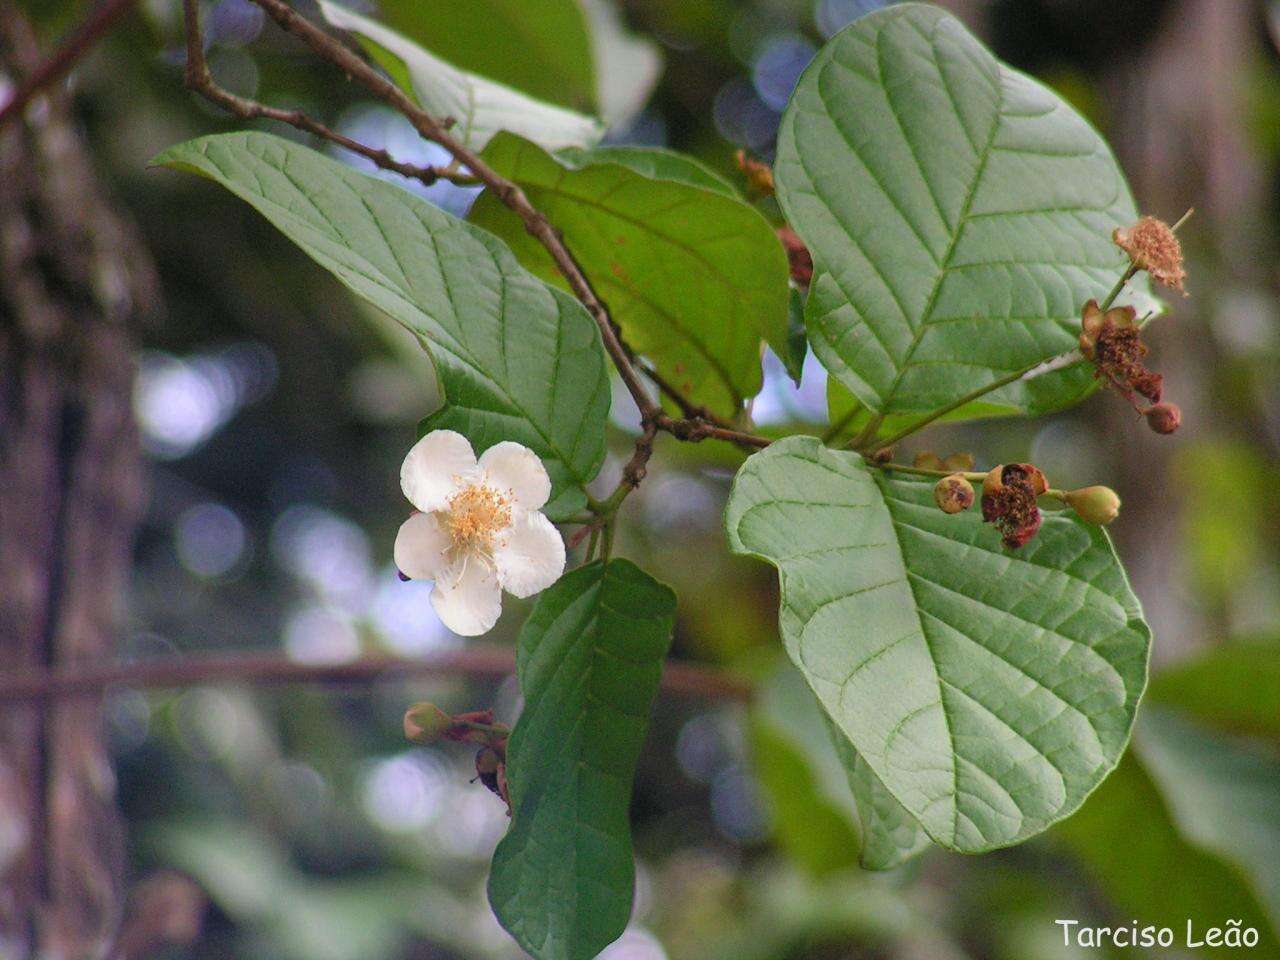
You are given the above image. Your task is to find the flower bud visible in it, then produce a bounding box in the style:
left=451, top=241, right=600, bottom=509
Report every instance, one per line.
left=1144, top=402, right=1181, bottom=434
left=913, top=451, right=943, bottom=470
left=871, top=446, right=893, bottom=464
left=404, top=702, right=453, bottom=744
left=934, top=474, right=975, bottom=514
left=1063, top=486, right=1121, bottom=525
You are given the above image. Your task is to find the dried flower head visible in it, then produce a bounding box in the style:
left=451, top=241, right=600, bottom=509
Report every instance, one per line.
left=777, top=226, right=813, bottom=287
left=981, top=463, right=1047, bottom=549
left=735, top=149, right=775, bottom=196
left=1079, top=300, right=1164, bottom=405
left=1113, top=216, right=1187, bottom=295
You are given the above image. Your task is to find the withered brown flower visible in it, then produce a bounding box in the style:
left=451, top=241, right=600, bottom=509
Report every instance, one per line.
left=981, top=464, right=1047, bottom=549
left=1113, top=216, right=1187, bottom=295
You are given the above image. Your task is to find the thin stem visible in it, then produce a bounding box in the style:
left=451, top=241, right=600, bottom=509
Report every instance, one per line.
left=822, top=405, right=862, bottom=444
left=180, top=0, right=475, bottom=188
left=1097, top=263, right=1139, bottom=312
left=849, top=412, right=884, bottom=450
left=868, top=360, right=1043, bottom=451
left=871, top=462, right=987, bottom=481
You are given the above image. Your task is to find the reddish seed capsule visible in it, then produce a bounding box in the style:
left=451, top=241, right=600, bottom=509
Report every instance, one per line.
left=1144, top=402, right=1181, bottom=434
left=934, top=474, right=975, bottom=514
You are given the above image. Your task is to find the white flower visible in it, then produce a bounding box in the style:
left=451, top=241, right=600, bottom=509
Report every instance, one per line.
left=393, top=430, right=566, bottom=636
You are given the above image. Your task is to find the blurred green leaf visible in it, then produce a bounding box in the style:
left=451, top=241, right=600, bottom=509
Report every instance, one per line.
left=775, top=4, right=1156, bottom=422
left=490, top=559, right=676, bottom=960
left=750, top=666, right=862, bottom=876
left=1137, top=710, right=1280, bottom=926
left=1056, top=717, right=1280, bottom=958
left=374, top=0, right=597, bottom=112
left=725, top=436, right=1150, bottom=853
left=470, top=133, right=790, bottom=416
left=316, top=0, right=604, bottom=151
left=154, top=132, right=610, bottom=517
left=1173, top=440, right=1274, bottom=606
left=1148, top=639, right=1280, bottom=738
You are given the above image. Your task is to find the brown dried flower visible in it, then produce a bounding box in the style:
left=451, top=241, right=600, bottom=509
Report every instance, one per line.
left=1113, top=216, right=1187, bottom=295
left=981, top=463, right=1047, bottom=549
left=735, top=149, right=775, bottom=196
left=1079, top=299, right=1164, bottom=405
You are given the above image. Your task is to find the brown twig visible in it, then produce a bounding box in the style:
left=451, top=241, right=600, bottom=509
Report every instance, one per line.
left=0, top=648, right=753, bottom=703
left=0, top=0, right=136, bottom=128
left=180, top=0, right=475, bottom=187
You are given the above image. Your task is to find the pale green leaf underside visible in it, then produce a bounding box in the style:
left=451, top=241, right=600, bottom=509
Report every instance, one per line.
left=490, top=559, right=675, bottom=960
left=153, top=132, right=608, bottom=517
left=828, top=723, right=932, bottom=869
left=725, top=436, right=1150, bottom=852
left=470, top=133, right=791, bottom=416
left=776, top=3, right=1155, bottom=418
left=316, top=0, right=603, bottom=152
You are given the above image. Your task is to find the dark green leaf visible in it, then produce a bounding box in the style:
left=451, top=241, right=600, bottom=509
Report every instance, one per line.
left=489, top=559, right=676, bottom=960
left=470, top=133, right=791, bottom=417
left=154, top=132, right=609, bottom=516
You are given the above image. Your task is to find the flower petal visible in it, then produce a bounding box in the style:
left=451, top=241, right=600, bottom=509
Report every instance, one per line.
left=393, top=511, right=453, bottom=581
left=478, top=441, right=551, bottom=511
left=494, top=510, right=566, bottom=598
left=401, top=430, right=478, bottom=512
left=431, top=557, right=503, bottom=636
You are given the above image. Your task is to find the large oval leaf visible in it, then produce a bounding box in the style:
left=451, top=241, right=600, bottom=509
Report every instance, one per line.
left=724, top=436, right=1150, bottom=852
left=775, top=3, right=1155, bottom=420
left=489, top=559, right=676, bottom=960
left=153, top=132, right=609, bottom=516
left=470, top=133, right=791, bottom=417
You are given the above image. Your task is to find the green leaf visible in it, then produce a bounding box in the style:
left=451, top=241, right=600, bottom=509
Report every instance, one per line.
left=724, top=435, right=1150, bottom=852
left=470, top=133, right=791, bottom=416
left=315, top=0, right=604, bottom=152
left=1147, top=639, right=1280, bottom=739
left=775, top=3, right=1157, bottom=421
left=372, top=0, right=597, bottom=113
left=1055, top=722, right=1280, bottom=958
left=489, top=559, right=676, bottom=960
left=153, top=132, right=608, bottom=517
left=580, top=0, right=663, bottom=127
left=1136, top=710, right=1280, bottom=927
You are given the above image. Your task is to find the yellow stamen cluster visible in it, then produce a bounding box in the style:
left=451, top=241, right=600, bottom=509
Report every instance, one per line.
left=446, top=483, right=512, bottom=550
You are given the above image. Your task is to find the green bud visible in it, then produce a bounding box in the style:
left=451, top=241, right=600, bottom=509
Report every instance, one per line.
left=404, top=702, right=453, bottom=744
left=1063, top=486, right=1121, bottom=525
left=934, top=474, right=975, bottom=514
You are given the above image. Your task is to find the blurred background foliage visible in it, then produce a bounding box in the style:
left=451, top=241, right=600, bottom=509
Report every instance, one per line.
left=14, top=0, right=1280, bottom=956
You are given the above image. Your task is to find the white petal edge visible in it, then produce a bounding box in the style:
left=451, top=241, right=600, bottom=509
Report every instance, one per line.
left=494, top=509, right=566, bottom=599
left=401, top=430, right=478, bottom=512
left=393, top=511, right=453, bottom=581
left=479, top=441, right=552, bottom=511
left=431, top=556, right=503, bottom=636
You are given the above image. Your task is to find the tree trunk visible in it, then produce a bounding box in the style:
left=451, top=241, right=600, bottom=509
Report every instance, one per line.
left=0, top=9, right=156, bottom=956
